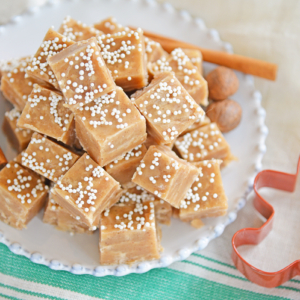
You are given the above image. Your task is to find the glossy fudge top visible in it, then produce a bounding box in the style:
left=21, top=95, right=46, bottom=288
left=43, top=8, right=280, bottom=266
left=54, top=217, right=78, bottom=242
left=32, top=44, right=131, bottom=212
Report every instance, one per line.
left=48, top=37, right=116, bottom=110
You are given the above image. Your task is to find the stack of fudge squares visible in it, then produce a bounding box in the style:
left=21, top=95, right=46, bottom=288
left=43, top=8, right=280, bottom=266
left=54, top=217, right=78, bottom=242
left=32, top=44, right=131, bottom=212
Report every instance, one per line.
left=0, top=16, right=233, bottom=265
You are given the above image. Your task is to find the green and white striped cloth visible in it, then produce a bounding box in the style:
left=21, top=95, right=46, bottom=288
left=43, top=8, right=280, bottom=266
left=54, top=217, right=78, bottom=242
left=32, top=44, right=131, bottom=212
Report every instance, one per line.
left=0, top=242, right=298, bottom=300
left=1, top=193, right=299, bottom=300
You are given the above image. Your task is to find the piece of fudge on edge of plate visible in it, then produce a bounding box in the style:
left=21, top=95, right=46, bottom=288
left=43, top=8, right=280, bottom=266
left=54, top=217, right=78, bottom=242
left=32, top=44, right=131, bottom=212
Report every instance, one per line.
left=174, top=122, right=234, bottom=167
left=131, top=71, right=204, bottom=145
left=181, top=48, right=203, bottom=74
left=21, top=132, right=80, bottom=183
left=0, top=56, right=39, bottom=111
left=179, top=160, right=228, bottom=223
left=118, top=185, right=172, bottom=225
left=52, top=153, right=123, bottom=230
left=43, top=187, right=91, bottom=234
left=26, top=28, right=75, bottom=90
left=132, top=145, right=200, bottom=208
left=48, top=37, right=116, bottom=111
left=0, top=160, right=48, bottom=229
left=93, top=16, right=124, bottom=34
left=17, top=84, right=75, bottom=145
left=104, top=144, right=147, bottom=188
left=74, top=87, right=147, bottom=167
left=99, top=200, right=161, bottom=265
left=2, top=108, right=33, bottom=153
left=148, top=48, right=208, bottom=106
left=58, top=16, right=102, bottom=42
left=96, top=28, right=148, bottom=91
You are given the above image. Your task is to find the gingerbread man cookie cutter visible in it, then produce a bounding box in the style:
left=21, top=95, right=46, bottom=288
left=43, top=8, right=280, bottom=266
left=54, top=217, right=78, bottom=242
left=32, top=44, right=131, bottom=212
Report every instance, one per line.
left=231, top=157, right=300, bottom=288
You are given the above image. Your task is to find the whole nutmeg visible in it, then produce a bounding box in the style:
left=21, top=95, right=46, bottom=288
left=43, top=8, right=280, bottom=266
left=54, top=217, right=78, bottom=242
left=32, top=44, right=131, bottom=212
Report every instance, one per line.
left=206, top=66, right=239, bottom=101
left=206, top=99, right=242, bottom=133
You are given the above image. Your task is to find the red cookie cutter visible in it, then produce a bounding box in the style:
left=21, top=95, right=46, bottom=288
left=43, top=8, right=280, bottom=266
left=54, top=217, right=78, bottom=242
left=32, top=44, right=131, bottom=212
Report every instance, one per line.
left=232, top=157, right=300, bottom=288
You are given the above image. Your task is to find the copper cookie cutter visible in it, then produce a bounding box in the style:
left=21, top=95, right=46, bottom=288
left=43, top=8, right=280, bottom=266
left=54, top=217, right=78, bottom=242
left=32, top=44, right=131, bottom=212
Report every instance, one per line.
left=232, top=157, right=300, bottom=288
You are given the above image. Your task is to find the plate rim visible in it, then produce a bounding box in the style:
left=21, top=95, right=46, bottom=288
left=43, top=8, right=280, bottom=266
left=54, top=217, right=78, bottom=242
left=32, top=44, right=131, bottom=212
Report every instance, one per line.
left=0, top=0, right=268, bottom=277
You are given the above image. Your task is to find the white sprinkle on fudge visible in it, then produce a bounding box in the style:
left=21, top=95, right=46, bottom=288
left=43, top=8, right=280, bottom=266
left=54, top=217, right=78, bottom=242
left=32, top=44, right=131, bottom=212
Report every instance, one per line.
left=179, top=160, right=228, bottom=222
left=17, top=84, right=75, bottom=144
left=174, top=123, right=233, bottom=166
left=52, top=153, right=123, bottom=229
left=48, top=37, right=116, bottom=110
left=74, top=87, right=147, bottom=166
left=26, top=28, right=75, bottom=89
left=132, top=145, right=200, bottom=208
left=132, top=71, right=204, bottom=145
left=21, top=132, right=80, bottom=182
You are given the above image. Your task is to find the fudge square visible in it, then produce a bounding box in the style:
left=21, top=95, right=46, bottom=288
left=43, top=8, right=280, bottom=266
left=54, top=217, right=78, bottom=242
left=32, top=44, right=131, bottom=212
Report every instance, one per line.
left=2, top=108, right=33, bottom=153
left=144, top=37, right=168, bottom=64
left=17, top=84, right=75, bottom=144
left=74, top=87, right=147, bottom=166
left=180, top=115, right=210, bottom=136
left=0, top=56, right=38, bottom=111
left=97, top=28, right=148, bottom=91
left=119, top=185, right=172, bottom=225
left=149, top=48, right=208, bottom=106
left=182, top=48, right=203, bottom=74
left=132, top=71, right=204, bottom=145
left=58, top=16, right=101, bottom=42
left=99, top=200, right=160, bottom=265
left=93, top=17, right=124, bottom=34
left=179, top=160, right=228, bottom=222
left=48, top=37, right=116, bottom=111
left=21, top=132, right=80, bottom=183
left=26, top=28, right=75, bottom=90
left=174, top=123, right=234, bottom=166
left=43, top=188, right=90, bottom=234
left=105, top=144, right=147, bottom=188
left=0, top=161, right=48, bottom=229
left=132, top=145, right=200, bottom=208
left=52, top=153, right=123, bottom=229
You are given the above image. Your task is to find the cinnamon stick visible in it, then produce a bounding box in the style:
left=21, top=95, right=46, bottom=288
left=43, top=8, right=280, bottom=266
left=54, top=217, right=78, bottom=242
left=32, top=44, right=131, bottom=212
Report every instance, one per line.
left=135, top=27, right=277, bottom=81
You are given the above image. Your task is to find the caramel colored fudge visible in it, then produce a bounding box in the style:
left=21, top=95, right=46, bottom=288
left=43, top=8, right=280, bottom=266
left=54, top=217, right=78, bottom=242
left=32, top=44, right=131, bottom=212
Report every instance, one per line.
left=180, top=115, right=211, bottom=136
left=74, top=87, right=147, bottom=166
left=0, top=56, right=38, bottom=111
left=132, top=72, right=204, bottom=145
left=52, top=153, right=123, bottom=229
left=0, top=57, right=23, bottom=79
left=182, top=48, right=203, bottom=74
left=97, top=28, right=148, bottom=91
left=58, top=16, right=101, bottom=41
left=2, top=108, right=33, bottom=153
left=43, top=189, right=90, bottom=234
left=149, top=48, right=208, bottom=106
left=17, top=84, right=75, bottom=144
left=105, top=144, right=147, bottom=188
left=48, top=37, right=115, bottom=110
left=21, top=132, right=80, bottom=182
left=179, top=160, right=228, bottom=222
left=100, top=200, right=160, bottom=265
left=132, top=145, right=200, bottom=208
left=0, top=161, right=48, bottom=229
left=94, top=17, right=124, bottom=34
left=154, top=198, right=172, bottom=225
left=26, top=28, right=75, bottom=90
left=145, top=37, right=168, bottom=64
left=174, top=123, right=233, bottom=165
left=119, top=185, right=172, bottom=225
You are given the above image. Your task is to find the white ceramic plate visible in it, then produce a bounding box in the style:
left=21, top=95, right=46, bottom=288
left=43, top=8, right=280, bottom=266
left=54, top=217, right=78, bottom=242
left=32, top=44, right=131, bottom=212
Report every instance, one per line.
left=0, top=0, right=267, bottom=276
